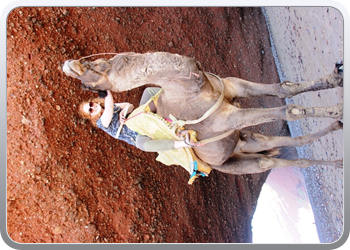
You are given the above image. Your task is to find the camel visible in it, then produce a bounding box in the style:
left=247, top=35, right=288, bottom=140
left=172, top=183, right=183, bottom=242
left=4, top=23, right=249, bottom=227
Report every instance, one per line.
left=63, top=52, right=343, bottom=175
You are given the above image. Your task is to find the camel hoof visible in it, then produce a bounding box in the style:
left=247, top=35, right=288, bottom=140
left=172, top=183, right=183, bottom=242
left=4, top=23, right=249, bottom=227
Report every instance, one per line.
left=335, top=159, right=343, bottom=169
left=330, top=60, right=344, bottom=88
left=336, top=60, right=343, bottom=74
left=338, top=120, right=343, bottom=129
left=333, top=103, right=343, bottom=120
left=330, top=121, right=343, bottom=132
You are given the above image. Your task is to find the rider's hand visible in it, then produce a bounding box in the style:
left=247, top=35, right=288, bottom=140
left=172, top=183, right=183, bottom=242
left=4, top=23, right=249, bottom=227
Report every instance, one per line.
left=176, top=130, right=206, bottom=148
left=119, top=112, right=126, bottom=125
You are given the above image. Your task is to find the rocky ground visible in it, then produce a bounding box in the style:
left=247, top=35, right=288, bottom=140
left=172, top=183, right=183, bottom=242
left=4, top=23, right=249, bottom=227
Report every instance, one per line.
left=6, top=7, right=290, bottom=243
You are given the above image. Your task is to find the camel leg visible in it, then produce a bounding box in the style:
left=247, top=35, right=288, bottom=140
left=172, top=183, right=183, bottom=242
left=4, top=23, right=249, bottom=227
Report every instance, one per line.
left=221, top=61, right=343, bottom=99
left=211, top=154, right=343, bottom=175
left=220, top=102, right=343, bottom=130
left=237, top=121, right=343, bottom=153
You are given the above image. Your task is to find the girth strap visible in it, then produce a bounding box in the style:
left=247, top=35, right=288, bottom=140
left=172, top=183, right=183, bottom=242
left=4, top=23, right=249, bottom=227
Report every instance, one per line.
left=169, top=72, right=225, bottom=127
left=169, top=72, right=235, bottom=144
left=200, top=129, right=235, bottom=144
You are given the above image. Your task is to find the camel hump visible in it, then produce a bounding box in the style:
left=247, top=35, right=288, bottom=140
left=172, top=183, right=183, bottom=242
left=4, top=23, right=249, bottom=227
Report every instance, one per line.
left=108, top=52, right=204, bottom=90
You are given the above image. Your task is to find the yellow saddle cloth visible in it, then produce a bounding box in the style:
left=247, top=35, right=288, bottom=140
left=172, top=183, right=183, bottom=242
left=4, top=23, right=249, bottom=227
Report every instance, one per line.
left=125, top=89, right=212, bottom=183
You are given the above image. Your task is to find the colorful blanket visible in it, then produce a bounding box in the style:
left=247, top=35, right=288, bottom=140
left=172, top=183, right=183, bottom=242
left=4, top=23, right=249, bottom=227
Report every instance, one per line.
left=125, top=90, right=211, bottom=177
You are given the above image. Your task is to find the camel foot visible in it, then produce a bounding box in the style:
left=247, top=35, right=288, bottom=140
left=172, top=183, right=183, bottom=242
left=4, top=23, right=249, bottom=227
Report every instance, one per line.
left=332, top=120, right=343, bottom=131
left=334, top=159, right=343, bottom=169
left=328, top=103, right=343, bottom=121
left=320, top=159, right=343, bottom=169
left=331, top=60, right=343, bottom=87
left=336, top=60, right=343, bottom=74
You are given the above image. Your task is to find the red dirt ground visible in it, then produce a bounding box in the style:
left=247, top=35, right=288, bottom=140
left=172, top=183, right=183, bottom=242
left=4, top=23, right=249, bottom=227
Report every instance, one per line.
left=7, top=7, right=288, bottom=243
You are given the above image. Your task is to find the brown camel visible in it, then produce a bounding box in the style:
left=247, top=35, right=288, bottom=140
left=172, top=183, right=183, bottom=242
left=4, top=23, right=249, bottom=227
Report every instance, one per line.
left=63, top=52, right=343, bottom=175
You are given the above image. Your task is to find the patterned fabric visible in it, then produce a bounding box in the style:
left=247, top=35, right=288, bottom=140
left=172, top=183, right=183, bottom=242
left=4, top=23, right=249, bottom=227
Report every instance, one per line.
left=126, top=110, right=193, bottom=173
left=125, top=89, right=195, bottom=174
left=97, top=105, right=139, bottom=146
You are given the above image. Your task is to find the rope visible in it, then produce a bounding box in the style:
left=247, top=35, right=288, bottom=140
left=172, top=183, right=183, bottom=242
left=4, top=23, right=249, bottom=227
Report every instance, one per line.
left=169, top=72, right=225, bottom=127
left=169, top=72, right=235, bottom=144
left=199, top=130, right=235, bottom=144
left=78, top=53, right=118, bottom=61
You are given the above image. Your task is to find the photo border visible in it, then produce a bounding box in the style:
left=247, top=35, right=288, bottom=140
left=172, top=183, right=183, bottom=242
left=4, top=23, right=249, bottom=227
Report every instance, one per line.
left=1, top=0, right=349, bottom=249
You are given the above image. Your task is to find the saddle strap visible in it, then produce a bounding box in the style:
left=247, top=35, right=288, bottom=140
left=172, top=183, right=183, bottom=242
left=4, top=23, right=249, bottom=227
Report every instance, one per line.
left=169, top=72, right=235, bottom=144
left=169, top=72, right=225, bottom=127
left=200, top=129, right=235, bottom=144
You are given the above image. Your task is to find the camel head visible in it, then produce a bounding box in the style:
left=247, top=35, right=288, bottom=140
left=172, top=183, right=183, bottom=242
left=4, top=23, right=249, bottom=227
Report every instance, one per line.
left=63, top=58, right=111, bottom=97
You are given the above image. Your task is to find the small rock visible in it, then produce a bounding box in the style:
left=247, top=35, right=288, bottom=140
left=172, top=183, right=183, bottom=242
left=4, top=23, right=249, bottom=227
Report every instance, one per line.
left=61, top=9, right=69, bottom=16
left=21, top=118, right=31, bottom=125
left=144, top=234, right=150, bottom=241
left=52, top=226, right=63, bottom=235
left=56, top=105, right=61, bottom=111
left=168, top=41, right=174, bottom=48
left=86, top=224, right=96, bottom=234
left=134, top=177, right=142, bottom=184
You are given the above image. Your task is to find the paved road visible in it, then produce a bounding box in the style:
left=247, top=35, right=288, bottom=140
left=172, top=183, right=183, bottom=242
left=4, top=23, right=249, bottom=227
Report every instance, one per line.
left=263, top=7, right=344, bottom=243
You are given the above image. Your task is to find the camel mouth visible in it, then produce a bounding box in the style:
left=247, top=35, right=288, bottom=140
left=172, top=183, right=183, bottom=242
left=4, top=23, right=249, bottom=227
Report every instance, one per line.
left=62, top=60, right=83, bottom=78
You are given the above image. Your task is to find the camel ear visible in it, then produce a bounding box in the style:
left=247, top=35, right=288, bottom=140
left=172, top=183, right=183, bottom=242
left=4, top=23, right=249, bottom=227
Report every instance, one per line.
left=98, top=90, right=108, bottom=98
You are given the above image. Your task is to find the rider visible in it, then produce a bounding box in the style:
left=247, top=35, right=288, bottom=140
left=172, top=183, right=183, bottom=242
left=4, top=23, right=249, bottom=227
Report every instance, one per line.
left=78, top=88, right=198, bottom=152
left=79, top=88, right=212, bottom=183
